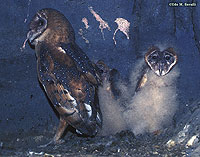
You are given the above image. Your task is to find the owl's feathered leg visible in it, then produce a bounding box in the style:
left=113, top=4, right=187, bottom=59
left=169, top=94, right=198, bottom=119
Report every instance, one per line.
left=38, top=118, right=67, bottom=148
left=53, top=118, right=68, bottom=142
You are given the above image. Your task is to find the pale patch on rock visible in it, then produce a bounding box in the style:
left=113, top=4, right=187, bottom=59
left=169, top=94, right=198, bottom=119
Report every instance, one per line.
left=186, top=134, right=199, bottom=148
left=82, top=17, right=89, bottom=29
left=78, top=29, right=89, bottom=44
left=89, top=6, right=111, bottom=40
left=166, top=139, right=176, bottom=148
left=113, top=18, right=130, bottom=45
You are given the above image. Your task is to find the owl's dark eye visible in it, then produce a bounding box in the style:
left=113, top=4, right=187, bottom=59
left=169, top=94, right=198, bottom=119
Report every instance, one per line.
left=165, top=55, right=171, bottom=61
left=39, top=20, right=44, bottom=26
left=152, top=55, right=157, bottom=60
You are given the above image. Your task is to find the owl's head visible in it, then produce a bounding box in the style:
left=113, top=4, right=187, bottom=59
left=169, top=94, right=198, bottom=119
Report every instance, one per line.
left=145, top=46, right=178, bottom=76
left=27, top=8, right=75, bottom=48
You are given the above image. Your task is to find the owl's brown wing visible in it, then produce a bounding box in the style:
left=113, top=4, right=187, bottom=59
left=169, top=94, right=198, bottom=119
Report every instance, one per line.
left=60, top=43, right=102, bottom=86
left=37, top=43, right=102, bottom=136
left=43, top=74, right=101, bottom=135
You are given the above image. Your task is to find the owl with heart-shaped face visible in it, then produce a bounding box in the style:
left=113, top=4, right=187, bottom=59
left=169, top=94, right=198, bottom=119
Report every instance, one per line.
left=123, top=46, right=179, bottom=135
left=25, top=8, right=103, bottom=146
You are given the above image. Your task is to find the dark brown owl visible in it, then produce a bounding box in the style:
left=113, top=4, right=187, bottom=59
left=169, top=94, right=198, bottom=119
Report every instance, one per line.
left=26, top=8, right=102, bottom=146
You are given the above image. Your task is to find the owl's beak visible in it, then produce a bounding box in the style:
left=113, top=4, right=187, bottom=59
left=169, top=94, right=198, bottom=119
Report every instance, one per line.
left=26, top=30, right=38, bottom=49
left=158, top=62, right=165, bottom=76
left=27, top=30, right=36, bottom=44
left=154, top=62, right=165, bottom=77
left=21, top=30, right=36, bottom=50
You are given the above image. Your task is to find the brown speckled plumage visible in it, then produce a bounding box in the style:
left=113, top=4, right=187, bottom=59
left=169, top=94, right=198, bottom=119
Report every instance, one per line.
left=26, top=8, right=102, bottom=145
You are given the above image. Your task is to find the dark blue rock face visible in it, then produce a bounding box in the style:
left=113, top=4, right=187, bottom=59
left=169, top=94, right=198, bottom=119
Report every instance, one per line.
left=0, top=0, right=200, bottom=155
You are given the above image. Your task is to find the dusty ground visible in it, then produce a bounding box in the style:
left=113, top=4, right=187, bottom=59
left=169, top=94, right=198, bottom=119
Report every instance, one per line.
left=0, top=129, right=186, bottom=156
